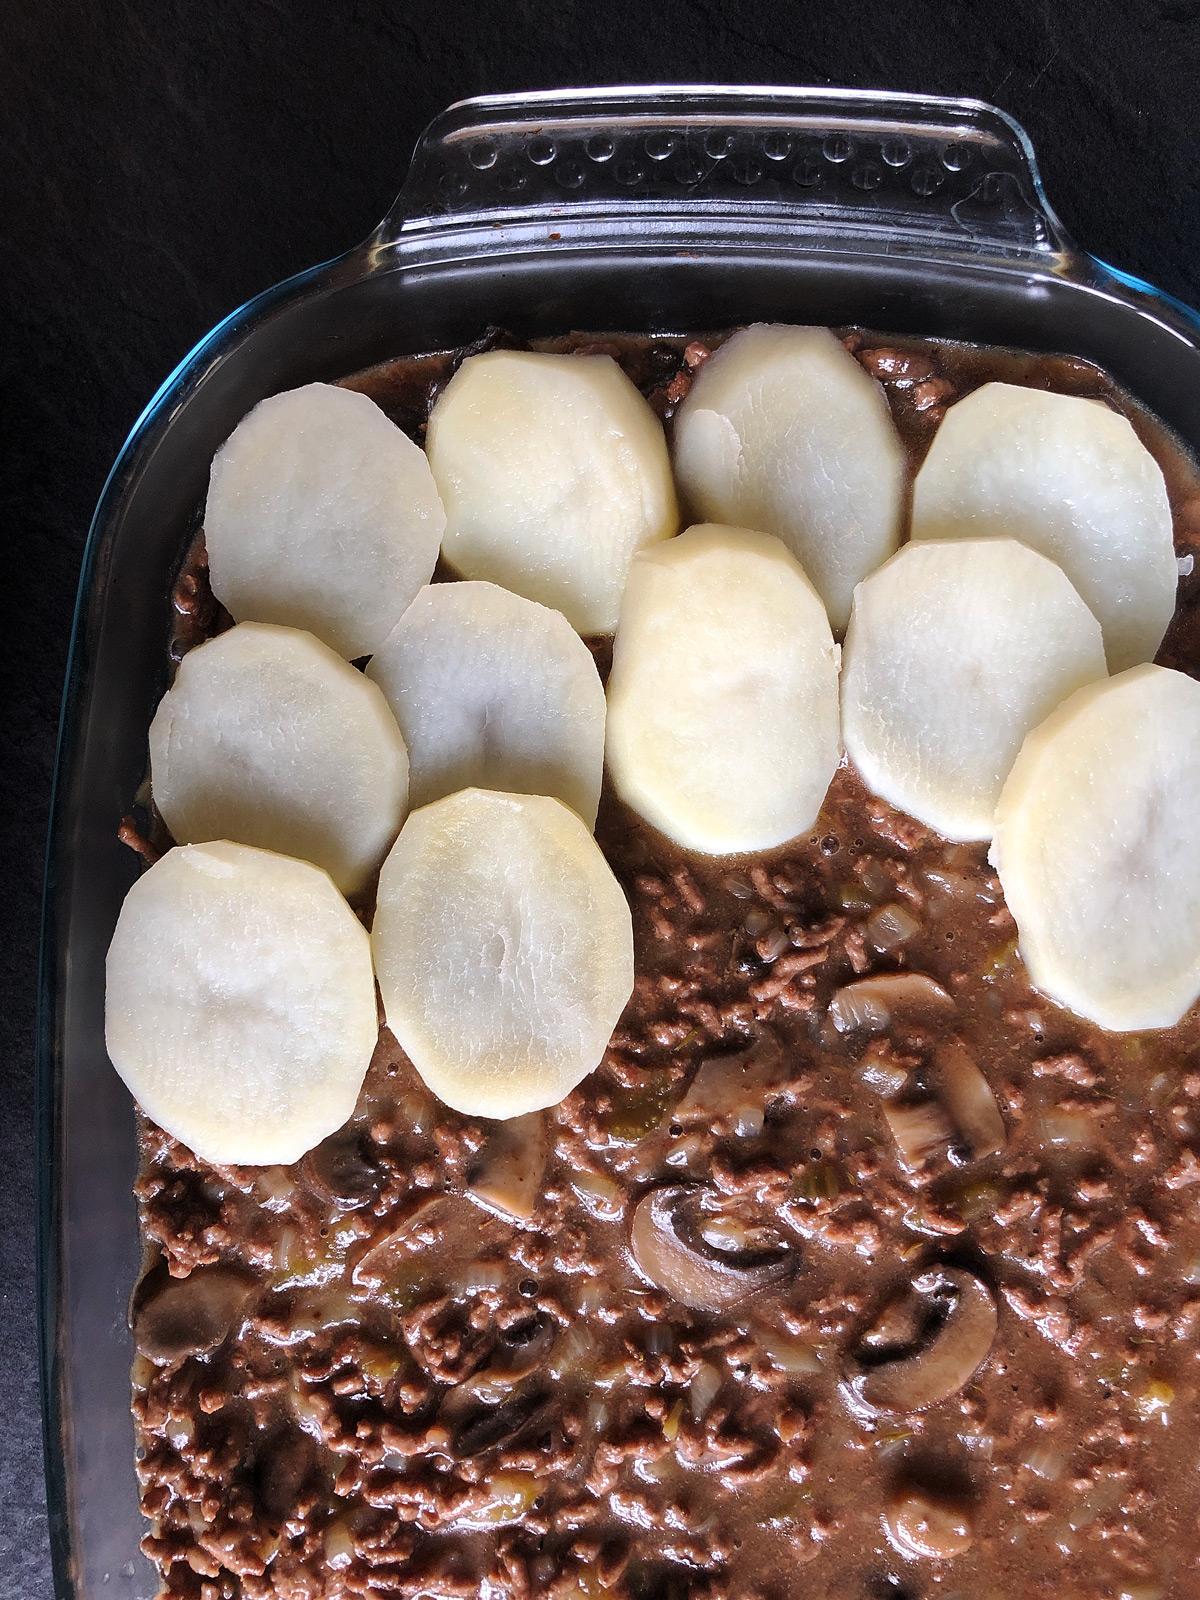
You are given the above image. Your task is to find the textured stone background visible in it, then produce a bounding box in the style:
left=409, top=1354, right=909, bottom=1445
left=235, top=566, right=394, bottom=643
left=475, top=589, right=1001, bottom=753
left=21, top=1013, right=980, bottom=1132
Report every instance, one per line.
left=3, top=2, right=1198, bottom=1594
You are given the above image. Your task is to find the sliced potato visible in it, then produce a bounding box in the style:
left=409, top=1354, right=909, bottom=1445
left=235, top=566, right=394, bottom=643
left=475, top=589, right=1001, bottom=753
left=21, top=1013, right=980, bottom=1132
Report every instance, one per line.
left=205, top=382, right=445, bottom=659
left=604, top=524, right=841, bottom=855
left=372, top=789, right=634, bottom=1119
left=367, top=581, right=605, bottom=826
left=105, top=841, right=377, bottom=1165
left=150, top=622, right=408, bottom=898
left=672, top=324, right=906, bottom=631
left=992, top=664, right=1200, bottom=1031
left=911, top=382, right=1175, bottom=672
left=841, top=538, right=1108, bottom=841
left=426, top=351, right=678, bottom=634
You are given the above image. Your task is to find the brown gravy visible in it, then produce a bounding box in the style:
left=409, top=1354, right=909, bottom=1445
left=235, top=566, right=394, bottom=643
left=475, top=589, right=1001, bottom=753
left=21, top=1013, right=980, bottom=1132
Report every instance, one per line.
left=132, top=328, right=1200, bottom=1600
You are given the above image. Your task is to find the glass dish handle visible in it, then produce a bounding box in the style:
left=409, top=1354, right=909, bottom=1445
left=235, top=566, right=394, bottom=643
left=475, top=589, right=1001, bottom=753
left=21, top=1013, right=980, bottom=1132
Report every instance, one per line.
left=375, top=86, right=1075, bottom=263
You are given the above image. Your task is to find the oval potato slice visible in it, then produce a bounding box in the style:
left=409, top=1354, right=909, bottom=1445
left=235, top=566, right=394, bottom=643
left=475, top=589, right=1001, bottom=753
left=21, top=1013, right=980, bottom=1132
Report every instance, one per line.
left=605, top=524, right=841, bottom=855
left=911, top=382, right=1175, bottom=673
left=372, top=789, right=634, bottom=1119
left=426, top=351, right=678, bottom=634
left=672, top=325, right=906, bottom=632
left=841, top=538, right=1108, bottom=841
left=205, top=382, right=445, bottom=659
left=105, top=841, right=378, bottom=1165
left=150, top=622, right=408, bottom=898
left=992, top=664, right=1200, bottom=1031
left=367, top=581, right=606, bottom=827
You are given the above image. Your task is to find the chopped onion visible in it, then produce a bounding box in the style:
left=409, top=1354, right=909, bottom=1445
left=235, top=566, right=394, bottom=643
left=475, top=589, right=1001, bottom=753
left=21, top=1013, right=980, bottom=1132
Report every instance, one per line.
left=325, top=1520, right=355, bottom=1570
left=1021, top=1439, right=1064, bottom=1480
left=1040, top=1111, right=1093, bottom=1147
left=757, top=1328, right=822, bottom=1374
left=867, top=903, right=921, bottom=952
left=570, top=1169, right=625, bottom=1220
left=690, top=1361, right=722, bottom=1420
left=551, top=1321, right=598, bottom=1378
left=465, top=1261, right=507, bottom=1292
left=733, top=1105, right=765, bottom=1138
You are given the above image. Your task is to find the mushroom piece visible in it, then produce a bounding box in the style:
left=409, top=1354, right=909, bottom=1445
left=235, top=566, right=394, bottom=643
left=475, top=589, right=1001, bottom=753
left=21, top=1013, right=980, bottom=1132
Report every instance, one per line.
left=859, top=1292, right=926, bottom=1353
left=301, top=1127, right=381, bottom=1210
left=133, top=1264, right=255, bottom=1366
left=630, top=1185, right=794, bottom=1311
left=466, top=1112, right=548, bottom=1223
left=464, top=1315, right=557, bottom=1402
left=828, top=972, right=954, bottom=1035
left=884, top=1486, right=974, bottom=1559
left=352, top=1194, right=485, bottom=1288
left=454, top=1387, right=556, bottom=1458
left=847, top=1268, right=997, bottom=1414
left=670, top=1031, right=786, bottom=1133
left=882, top=1098, right=955, bottom=1172
left=255, top=1424, right=318, bottom=1521
left=933, top=1041, right=1006, bottom=1159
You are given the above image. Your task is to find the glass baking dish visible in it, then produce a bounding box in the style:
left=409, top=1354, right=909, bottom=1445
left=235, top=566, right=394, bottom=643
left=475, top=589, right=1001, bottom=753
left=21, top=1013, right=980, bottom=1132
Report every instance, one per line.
left=37, top=84, right=1200, bottom=1599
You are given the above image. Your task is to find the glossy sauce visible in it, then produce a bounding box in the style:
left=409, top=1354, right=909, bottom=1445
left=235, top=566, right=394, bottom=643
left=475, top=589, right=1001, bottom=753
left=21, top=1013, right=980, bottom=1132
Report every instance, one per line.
left=133, top=327, right=1200, bottom=1600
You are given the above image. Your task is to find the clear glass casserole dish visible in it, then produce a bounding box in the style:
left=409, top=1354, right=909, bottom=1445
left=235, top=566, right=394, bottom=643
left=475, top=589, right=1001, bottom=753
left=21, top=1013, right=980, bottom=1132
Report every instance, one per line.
left=36, top=84, right=1200, bottom=1598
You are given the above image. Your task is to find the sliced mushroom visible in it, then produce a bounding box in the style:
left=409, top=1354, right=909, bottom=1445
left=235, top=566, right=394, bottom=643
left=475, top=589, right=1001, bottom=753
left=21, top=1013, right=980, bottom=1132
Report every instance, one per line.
left=351, top=1195, right=486, bottom=1288
left=883, top=1098, right=955, bottom=1173
left=848, top=1268, right=997, bottom=1414
left=933, top=1041, right=1006, bottom=1159
left=133, top=1264, right=255, bottom=1365
left=884, top=1485, right=974, bottom=1559
left=464, top=1316, right=557, bottom=1402
left=670, top=1032, right=786, bottom=1132
left=301, top=1127, right=381, bottom=1210
left=630, top=1185, right=794, bottom=1311
left=828, top=973, right=954, bottom=1035
left=454, top=1387, right=555, bottom=1458
left=255, top=1425, right=318, bottom=1521
left=466, top=1112, right=548, bottom=1223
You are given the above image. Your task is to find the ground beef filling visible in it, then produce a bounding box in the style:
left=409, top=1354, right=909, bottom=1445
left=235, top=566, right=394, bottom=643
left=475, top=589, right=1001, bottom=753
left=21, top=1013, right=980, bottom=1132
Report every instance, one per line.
left=131, top=330, right=1200, bottom=1600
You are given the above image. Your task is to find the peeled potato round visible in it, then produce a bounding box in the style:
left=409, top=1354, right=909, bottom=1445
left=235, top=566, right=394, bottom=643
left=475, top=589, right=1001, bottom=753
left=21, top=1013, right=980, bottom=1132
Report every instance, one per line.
left=672, top=324, right=906, bottom=632
left=911, top=382, right=1175, bottom=673
left=367, top=581, right=606, bottom=826
left=150, top=622, right=408, bottom=898
left=372, top=789, right=634, bottom=1119
left=205, top=382, right=445, bottom=659
left=841, top=539, right=1108, bottom=842
left=605, top=524, right=841, bottom=855
left=426, top=351, right=678, bottom=634
left=992, top=665, right=1200, bottom=1031
left=105, top=842, right=378, bottom=1165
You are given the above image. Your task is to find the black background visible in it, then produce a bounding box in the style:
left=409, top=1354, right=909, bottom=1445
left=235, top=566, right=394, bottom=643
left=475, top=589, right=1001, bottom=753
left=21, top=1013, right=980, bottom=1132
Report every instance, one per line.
left=3, top=2, right=1199, bottom=1592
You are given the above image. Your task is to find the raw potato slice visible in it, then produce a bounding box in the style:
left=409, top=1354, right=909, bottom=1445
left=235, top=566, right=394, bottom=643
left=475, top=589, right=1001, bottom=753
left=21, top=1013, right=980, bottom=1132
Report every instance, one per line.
left=150, top=622, right=408, bottom=898
left=105, top=841, right=378, bottom=1165
left=205, top=382, right=445, bottom=659
left=372, top=789, right=634, bottom=1119
left=604, top=524, right=841, bottom=855
left=672, top=324, right=906, bottom=631
left=841, top=539, right=1108, bottom=841
left=367, top=581, right=606, bottom=826
left=426, top=351, right=678, bottom=634
left=911, top=382, right=1176, bottom=673
left=992, top=664, right=1200, bottom=1031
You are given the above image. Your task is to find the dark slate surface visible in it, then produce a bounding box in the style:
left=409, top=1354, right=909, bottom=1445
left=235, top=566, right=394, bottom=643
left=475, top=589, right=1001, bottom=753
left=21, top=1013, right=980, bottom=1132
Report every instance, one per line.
left=2, top=2, right=1198, bottom=1594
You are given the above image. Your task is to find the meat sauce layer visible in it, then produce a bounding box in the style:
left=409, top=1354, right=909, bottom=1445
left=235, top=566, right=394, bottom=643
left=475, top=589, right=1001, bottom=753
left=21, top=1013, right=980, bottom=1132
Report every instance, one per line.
left=132, top=329, right=1200, bottom=1600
